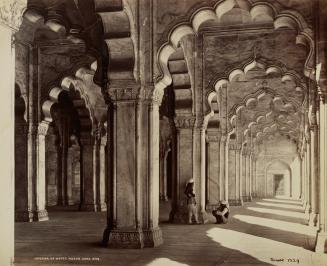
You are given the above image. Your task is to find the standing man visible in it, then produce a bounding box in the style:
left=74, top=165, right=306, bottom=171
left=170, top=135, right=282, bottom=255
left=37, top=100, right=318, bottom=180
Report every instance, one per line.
left=184, top=179, right=200, bottom=224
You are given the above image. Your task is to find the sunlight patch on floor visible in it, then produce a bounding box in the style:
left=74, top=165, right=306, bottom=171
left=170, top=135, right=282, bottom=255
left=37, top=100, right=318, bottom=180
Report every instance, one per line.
left=262, top=198, right=302, bottom=205
left=257, top=202, right=304, bottom=210
left=247, top=207, right=307, bottom=219
left=206, top=227, right=324, bottom=266
left=233, top=214, right=317, bottom=236
left=146, top=258, right=189, bottom=266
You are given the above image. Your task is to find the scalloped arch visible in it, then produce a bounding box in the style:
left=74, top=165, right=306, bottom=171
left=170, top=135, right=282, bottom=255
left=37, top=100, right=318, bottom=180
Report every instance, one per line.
left=156, top=0, right=314, bottom=96
left=214, top=59, right=306, bottom=95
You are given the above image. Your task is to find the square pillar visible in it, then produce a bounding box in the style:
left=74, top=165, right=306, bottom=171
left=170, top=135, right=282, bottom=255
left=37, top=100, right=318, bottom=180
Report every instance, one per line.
left=219, top=136, right=227, bottom=201
left=309, top=124, right=319, bottom=227
left=79, top=134, right=97, bottom=212
left=103, top=85, right=162, bottom=248
left=228, top=142, right=242, bottom=205
left=15, top=124, right=33, bottom=221
left=206, top=130, right=220, bottom=208
left=316, top=95, right=327, bottom=253
left=97, top=135, right=107, bottom=211
left=170, top=116, right=196, bottom=223
left=35, top=122, right=50, bottom=221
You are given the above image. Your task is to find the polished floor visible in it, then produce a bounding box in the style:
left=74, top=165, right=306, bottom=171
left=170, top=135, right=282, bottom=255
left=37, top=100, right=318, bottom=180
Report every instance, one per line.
left=15, top=198, right=327, bottom=266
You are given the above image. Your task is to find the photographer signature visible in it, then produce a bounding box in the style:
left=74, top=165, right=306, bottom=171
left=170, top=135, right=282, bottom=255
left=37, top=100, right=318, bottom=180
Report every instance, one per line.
left=270, top=258, right=299, bottom=263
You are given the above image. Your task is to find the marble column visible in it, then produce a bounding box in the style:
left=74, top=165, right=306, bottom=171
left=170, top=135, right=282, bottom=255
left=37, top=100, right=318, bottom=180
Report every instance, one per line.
left=170, top=116, right=196, bottom=223
left=15, top=124, right=33, bottom=221
left=219, top=136, right=227, bottom=201
left=103, top=85, right=163, bottom=248
left=252, top=156, right=257, bottom=198
left=316, top=95, right=327, bottom=253
left=206, top=130, right=220, bottom=209
left=241, top=149, right=247, bottom=201
left=159, top=146, right=170, bottom=201
left=305, top=143, right=311, bottom=215
left=97, top=135, right=107, bottom=211
left=309, top=124, right=319, bottom=227
left=236, top=146, right=244, bottom=205
left=228, top=142, right=242, bottom=205
left=243, top=149, right=250, bottom=201
left=79, top=134, right=97, bottom=212
left=35, top=122, right=50, bottom=221
left=0, top=4, right=26, bottom=263
left=200, top=128, right=208, bottom=222
left=249, top=153, right=253, bottom=201
left=67, top=147, right=74, bottom=205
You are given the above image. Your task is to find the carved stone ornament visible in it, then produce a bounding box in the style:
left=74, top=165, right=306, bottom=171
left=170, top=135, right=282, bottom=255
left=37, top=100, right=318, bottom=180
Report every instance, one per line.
left=37, top=122, right=50, bottom=136
left=108, top=86, right=141, bottom=101
left=207, top=134, right=220, bottom=142
left=0, top=0, right=26, bottom=31
left=174, top=116, right=196, bottom=129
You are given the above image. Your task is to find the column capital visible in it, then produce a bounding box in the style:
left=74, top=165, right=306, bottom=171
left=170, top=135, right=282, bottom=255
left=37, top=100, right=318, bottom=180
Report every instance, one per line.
left=206, top=129, right=221, bottom=142
left=37, top=121, right=50, bottom=136
left=174, top=116, right=196, bottom=129
left=107, top=81, right=141, bottom=102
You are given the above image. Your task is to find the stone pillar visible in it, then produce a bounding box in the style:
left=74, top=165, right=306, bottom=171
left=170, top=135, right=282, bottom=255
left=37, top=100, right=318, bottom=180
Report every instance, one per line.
left=252, top=156, right=257, bottom=198
left=79, top=134, right=97, bottom=212
left=206, top=130, right=220, bottom=208
left=159, top=146, right=170, bottom=201
left=305, top=143, right=311, bottom=215
left=162, top=148, right=170, bottom=201
left=57, top=119, right=69, bottom=206
left=199, top=128, right=208, bottom=222
left=67, top=147, right=74, bottom=205
left=15, top=124, right=33, bottom=221
left=228, top=142, right=242, bottom=205
left=35, top=122, right=49, bottom=221
left=0, top=2, right=26, bottom=263
left=248, top=152, right=253, bottom=201
left=309, top=124, right=319, bottom=227
left=241, top=149, right=247, bottom=201
left=219, top=136, right=227, bottom=201
left=316, top=95, right=327, bottom=253
left=243, top=149, right=250, bottom=201
left=236, top=146, right=244, bottom=205
left=170, top=116, right=196, bottom=223
left=103, top=85, right=163, bottom=248
left=97, top=135, right=107, bottom=211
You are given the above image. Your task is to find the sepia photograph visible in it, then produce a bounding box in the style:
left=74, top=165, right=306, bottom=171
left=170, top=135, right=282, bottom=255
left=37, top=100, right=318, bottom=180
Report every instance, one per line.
left=1, top=0, right=327, bottom=265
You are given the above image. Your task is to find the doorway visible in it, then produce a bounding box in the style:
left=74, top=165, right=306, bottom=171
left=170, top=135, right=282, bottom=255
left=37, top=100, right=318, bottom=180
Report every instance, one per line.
left=274, top=174, right=285, bottom=196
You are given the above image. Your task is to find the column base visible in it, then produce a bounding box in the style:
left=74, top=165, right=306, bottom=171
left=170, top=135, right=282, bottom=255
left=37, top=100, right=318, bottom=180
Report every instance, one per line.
left=108, top=229, right=144, bottom=248
left=79, top=203, right=97, bottom=212
left=199, top=210, right=209, bottom=224
left=228, top=199, right=243, bottom=206
left=97, top=203, right=107, bottom=212
left=308, top=212, right=318, bottom=227
left=143, top=227, right=163, bottom=247
left=315, top=231, right=327, bottom=253
left=15, top=210, right=33, bottom=222
left=33, top=210, right=49, bottom=221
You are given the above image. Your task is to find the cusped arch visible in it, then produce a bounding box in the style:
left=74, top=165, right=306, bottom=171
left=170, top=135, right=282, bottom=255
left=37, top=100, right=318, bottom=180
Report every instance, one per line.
left=156, top=0, right=314, bottom=95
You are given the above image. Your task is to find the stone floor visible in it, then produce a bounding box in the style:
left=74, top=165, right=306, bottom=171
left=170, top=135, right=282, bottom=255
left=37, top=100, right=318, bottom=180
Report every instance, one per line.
left=15, top=197, right=327, bottom=266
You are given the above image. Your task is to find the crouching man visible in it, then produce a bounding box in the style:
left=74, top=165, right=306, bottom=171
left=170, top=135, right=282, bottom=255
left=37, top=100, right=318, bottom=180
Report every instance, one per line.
left=212, top=200, right=230, bottom=224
